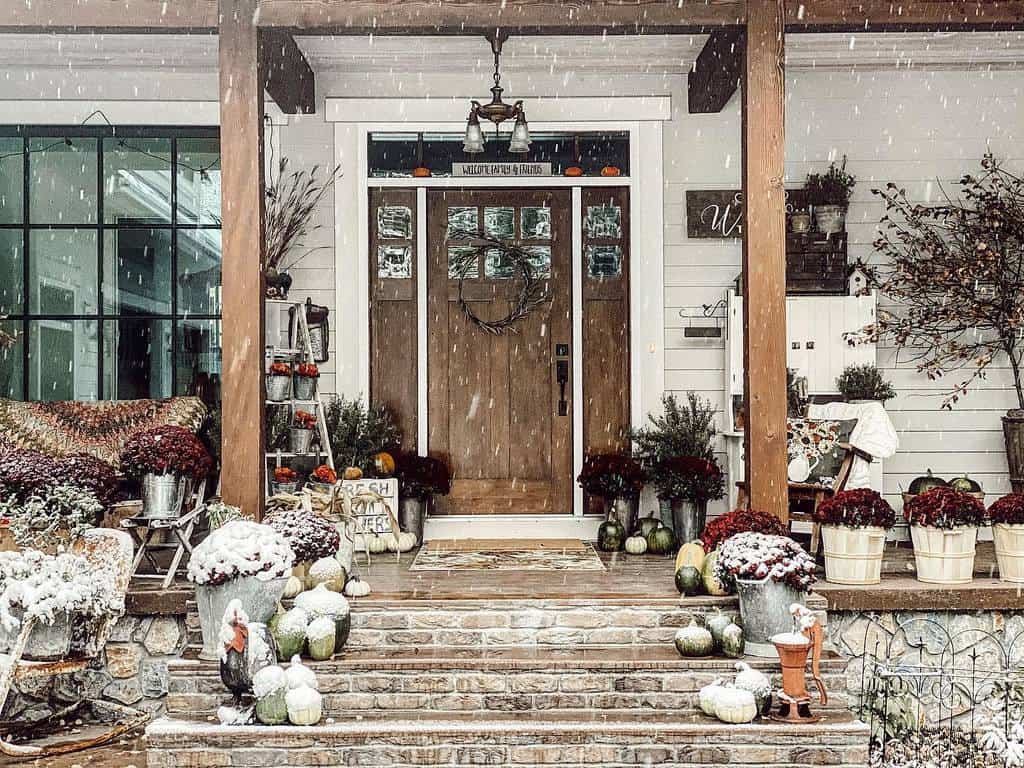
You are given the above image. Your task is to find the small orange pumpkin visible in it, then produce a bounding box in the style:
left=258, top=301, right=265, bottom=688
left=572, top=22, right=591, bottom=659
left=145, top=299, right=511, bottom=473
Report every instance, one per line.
left=343, top=466, right=363, bottom=481
left=600, top=166, right=622, bottom=177
left=373, top=451, right=396, bottom=477
left=564, top=166, right=584, bottom=177
left=412, top=166, right=432, bottom=178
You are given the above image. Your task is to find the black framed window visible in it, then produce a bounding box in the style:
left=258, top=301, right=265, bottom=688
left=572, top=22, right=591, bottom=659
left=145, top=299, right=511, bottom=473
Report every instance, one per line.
left=0, top=126, right=222, bottom=402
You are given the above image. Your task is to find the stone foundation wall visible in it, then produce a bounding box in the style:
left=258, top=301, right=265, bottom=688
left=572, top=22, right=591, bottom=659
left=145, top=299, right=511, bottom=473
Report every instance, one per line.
left=4, top=612, right=188, bottom=722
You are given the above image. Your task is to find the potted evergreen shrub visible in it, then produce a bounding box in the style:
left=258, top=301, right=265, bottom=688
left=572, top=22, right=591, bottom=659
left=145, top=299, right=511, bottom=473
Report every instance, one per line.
left=187, top=519, right=293, bottom=660
left=395, top=454, right=451, bottom=545
left=651, top=456, right=725, bottom=544
left=577, top=453, right=645, bottom=538
left=988, top=493, right=1024, bottom=583
left=322, top=395, right=401, bottom=479
left=713, top=532, right=817, bottom=657
left=904, top=486, right=987, bottom=585
left=836, top=364, right=896, bottom=405
left=813, top=489, right=896, bottom=585
left=120, top=425, right=213, bottom=519
left=805, top=158, right=855, bottom=234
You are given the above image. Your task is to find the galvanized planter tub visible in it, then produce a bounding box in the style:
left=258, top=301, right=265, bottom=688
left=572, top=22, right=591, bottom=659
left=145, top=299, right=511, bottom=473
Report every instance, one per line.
left=398, top=497, right=427, bottom=545
left=195, top=574, right=289, bottom=661
left=293, top=376, right=317, bottom=401
left=141, top=473, right=189, bottom=519
left=735, top=576, right=806, bottom=658
left=266, top=374, right=292, bottom=402
left=670, top=499, right=707, bottom=544
left=289, top=427, right=314, bottom=454
left=0, top=609, right=74, bottom=661
left=606, top=496, right=639, bottom=535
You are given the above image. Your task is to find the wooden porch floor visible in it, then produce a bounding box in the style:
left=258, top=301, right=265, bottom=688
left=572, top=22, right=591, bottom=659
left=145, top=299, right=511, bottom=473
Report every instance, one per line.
left=126, top=542, right=1020, bottom=615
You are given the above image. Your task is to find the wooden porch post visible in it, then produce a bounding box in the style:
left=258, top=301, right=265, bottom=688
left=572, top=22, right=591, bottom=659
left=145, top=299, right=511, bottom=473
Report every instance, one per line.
left=741, top=0, right=789, bottom=522
left=218, top=0, right=266, bottom=517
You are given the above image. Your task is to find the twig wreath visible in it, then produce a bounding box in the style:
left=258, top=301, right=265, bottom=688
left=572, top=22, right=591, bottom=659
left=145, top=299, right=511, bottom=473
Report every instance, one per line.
left=447, top=229, right=550, bottom=335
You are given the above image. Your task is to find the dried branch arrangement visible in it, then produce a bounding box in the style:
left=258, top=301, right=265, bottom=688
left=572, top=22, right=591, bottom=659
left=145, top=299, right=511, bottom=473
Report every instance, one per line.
left=264, top=158, right=343, bottom=272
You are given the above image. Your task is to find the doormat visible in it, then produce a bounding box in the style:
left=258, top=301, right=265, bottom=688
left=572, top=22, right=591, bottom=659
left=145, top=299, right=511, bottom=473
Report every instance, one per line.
left=410, top=539, right=605, bottom=571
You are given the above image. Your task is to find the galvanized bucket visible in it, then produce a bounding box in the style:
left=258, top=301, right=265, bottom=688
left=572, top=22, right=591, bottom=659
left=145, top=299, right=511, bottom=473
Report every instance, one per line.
left=0, top=609, right=73, bottom=661
left=266, top=374, right=292, bottom=402
left=398, top=497, right=427, bottom=545
left=293, top=376, right=317, bottom=401
left=289, top=427, right=314, bottom=454
left=813, top=204, right=846, bottom=234
left=735, top=577, right=806, bottom=658
left=270, top=481, right=299, bottom=496
left=141, top=473, right=189, bottom=519
left=606, top=496, right=639, bottom=535
left=671, top=499, right=707, bottom=544
left=195, top=574, right=289, bottom=661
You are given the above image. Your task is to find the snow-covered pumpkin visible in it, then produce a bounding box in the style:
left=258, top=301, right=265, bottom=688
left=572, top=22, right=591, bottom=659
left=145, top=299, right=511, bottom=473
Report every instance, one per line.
left=272, top=607, right=309, bottom=661
left=294, top=584, right=351, bottom=649
left=308, top=557, right=346, bottom=592
left=285, top=684, right=322, bottom=726
left=624, top=535, right=647, bottom=555
left=385, top=530, right=417, bottom=553
left=711, top=686, right=758, bottom=724
left=673, top=619, right=714, bottom=657
left=344, top=577, right=371, bottom=598
left=733, top=661, right=772, bottom=712
left=281, top=575, right=304, bottom=600
left=253, top=665, right=288, bottom=725
left=284, top=655, right=318, bottom=691
left=305, top=616, right=336, bottom=661
left=698, top=679, right=727, bottom=717
left=721, top=622, right=745, bottom=659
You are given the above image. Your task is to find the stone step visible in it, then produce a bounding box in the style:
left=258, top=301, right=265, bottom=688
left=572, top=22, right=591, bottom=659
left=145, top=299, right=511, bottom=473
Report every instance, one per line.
left=146, top=710, right=870, bottom=767
left=165, top=645, right=851, bottom=718
left=185, top=594, right=829, bottom=651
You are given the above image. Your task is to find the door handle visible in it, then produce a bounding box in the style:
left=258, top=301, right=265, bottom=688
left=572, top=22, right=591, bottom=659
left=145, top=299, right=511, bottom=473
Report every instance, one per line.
left=556, top=359, right=569, bottom=416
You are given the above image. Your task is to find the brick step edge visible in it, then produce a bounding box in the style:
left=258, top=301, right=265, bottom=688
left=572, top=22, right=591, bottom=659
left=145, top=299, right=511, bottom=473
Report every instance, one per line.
left=146, top=715, right=869, bottom=768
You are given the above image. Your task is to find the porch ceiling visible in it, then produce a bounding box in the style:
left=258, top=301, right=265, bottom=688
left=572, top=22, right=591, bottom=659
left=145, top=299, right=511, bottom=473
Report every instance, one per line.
left=1, top=31, right=1023, bottom=74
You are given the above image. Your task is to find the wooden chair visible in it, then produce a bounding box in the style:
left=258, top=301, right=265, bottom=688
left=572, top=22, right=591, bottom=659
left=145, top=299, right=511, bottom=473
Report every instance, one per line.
left=122, top=479, right=207, bottom=589
left=735, top=442, right=873, bottom=553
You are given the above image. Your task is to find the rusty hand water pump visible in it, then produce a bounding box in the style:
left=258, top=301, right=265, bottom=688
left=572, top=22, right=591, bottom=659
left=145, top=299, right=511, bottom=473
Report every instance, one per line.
left=770, top=604, right=828, bottom=723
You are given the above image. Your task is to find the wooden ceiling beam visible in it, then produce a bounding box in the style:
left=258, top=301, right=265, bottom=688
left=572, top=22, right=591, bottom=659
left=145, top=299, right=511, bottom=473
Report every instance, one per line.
left=785, top=1, right=1024, bottom=31
left=259, top=30, right=316, bottom=114
left=688, top=30, right=744, bottom=113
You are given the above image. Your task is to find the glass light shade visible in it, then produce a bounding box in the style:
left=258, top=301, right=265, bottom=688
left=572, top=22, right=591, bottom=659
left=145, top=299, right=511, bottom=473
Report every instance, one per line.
left=509, top=113, right=531, bottom=153
left=463, top=114, right=485, bottom=154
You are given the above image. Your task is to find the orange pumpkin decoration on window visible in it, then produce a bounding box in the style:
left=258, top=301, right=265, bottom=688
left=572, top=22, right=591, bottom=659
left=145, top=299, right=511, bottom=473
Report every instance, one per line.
left=600, top=166, right=622, bottom=177
left=412, top=166, right=432, bottom=178
left=373, top=451, right=396, bottom=477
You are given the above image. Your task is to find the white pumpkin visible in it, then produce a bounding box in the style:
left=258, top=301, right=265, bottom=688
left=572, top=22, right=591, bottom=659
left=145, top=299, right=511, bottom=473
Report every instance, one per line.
left=365, top=534, right=388, bottom=554
left=344, top=577, right=371, bottom=598
left=712, top=686, right=758, bottom=724
left=281, top=575, right=304, bottom=600
left=698, top=678, right=726, bottom=717
left=285, top=684, right=323, bottom=726
left=624, top=535, right=647, bottom=555
left=284, top=655, right=318, bottom=691
left=733, top=661, right=772, bottom=703
left=384, top=531, right=418, bottom=553
left=308, top=557, right=346, bottom=592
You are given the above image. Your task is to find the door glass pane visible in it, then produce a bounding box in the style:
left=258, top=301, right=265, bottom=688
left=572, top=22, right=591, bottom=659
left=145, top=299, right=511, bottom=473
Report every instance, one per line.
left=586, top=244, right=622, bottom=278
left=103, top=318, right=172, bottom=399
left=103, top=137, right=172, bottom=224
left=377, top=206, right=412, bottom=239
left=103, top=228, right=172, bottom=315
left=29, top=137, right=98, bottom=225
left=0, top=318, right=23, bottom=399
left=448, top=246, right=479, bottom=279
left=178, top=228, right=222, bottom=315
left=378, top=245, right=411, bottom=279
left=585, top=205, right=622, bottom=239
left=28, top=319, right=98, bottom=400
left=524, top=245, right=552, bottom=278
left=0, top=137, right=23, bottom=224
left=176, top=138, right=221, bottom=225
left=484, top=248, right=515, bottom=279
left=447, top=206, right=477, bottom=237
left=484, top=207, right=514, bottom=239
left=176, top=318, right=221, bottom=397
left=29, top=229, right=98, bottom=313
left=0, top=230, right=23, bottom=314
left=521, top=207, right=551, bottom=239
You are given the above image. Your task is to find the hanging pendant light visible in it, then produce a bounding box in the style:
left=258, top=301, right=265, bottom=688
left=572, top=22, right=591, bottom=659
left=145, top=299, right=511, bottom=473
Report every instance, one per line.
left=464, top=32, right=530, bottom=155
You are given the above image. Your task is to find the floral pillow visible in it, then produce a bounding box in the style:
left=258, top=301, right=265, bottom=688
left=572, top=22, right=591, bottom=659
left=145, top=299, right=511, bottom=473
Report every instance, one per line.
left=786, top=418, right=858, bottom=487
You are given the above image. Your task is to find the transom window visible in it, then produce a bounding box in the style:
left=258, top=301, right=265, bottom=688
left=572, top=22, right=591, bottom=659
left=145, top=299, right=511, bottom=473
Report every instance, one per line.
left=0, top=126, right=222, bottom=402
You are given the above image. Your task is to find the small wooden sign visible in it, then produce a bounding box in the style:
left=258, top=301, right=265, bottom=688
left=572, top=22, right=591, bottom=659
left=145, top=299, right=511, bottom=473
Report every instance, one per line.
left=685, top=189, right=809, bottom=239
left=453, top=162, right=552, bottom=178
left=342, top=477, right=399, bottom=535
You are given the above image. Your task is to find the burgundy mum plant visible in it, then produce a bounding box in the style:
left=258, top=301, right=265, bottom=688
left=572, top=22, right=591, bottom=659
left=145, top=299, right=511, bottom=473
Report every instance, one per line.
left=700, top=508, right=787, bottom=553
left=0, top=448, right=59, bottom=499
left=904, top=486, right=987, bottom=529
left=264, top=508, right=340, bottom=565
left=713, top=532, right=817, bottom=593
left=813, top=489, right=896, bottom=529
left=988, top=493, right=1024, bottom=526
left=396, top=454, right=452, bottom=501
left=577, top=454, right=644, bottom=500
left=119, top=426, right=213, bottom=480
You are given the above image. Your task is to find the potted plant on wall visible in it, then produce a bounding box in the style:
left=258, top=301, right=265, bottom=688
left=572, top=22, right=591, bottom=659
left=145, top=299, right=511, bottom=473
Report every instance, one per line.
left=577, top=453, right=645, bottom=543
left=987, top=493, right=1024, bottom=583
left=804, top=157, right=855, bottom=234
left=848, top=155, right=1024, bottom=494
left=836, top=364, right=896, bottom=405
left=188, top=519, right=293, bottom=660
left=395, top=454, right=451, bottom=545
left=651, top=456, right=726, bottom=544
left=713, top=531, right=817, bottom=658
left=120, top=425, right=213, bottom=519
left=903, top=486, right=987, bottom=585
left=813, top=489, right=896, bottom=585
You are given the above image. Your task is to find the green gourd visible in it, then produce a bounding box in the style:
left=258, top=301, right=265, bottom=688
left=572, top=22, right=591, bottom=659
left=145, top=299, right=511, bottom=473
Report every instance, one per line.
left=721, top=622, right=745, bottom=658
left=253, top=666, right=288, bottom=725
left=273, top=607, right=309, bottom=661
left=305, top=616, right=336, bottom=661
left=705, top=608, right=734, bottom=650
left=647, top=525, right=676, bottom=555
left=701, top=549, right=730, bottom=597
left=637, top=513, right=661, bottom=538
left=675, top=566, right=703, bottom=596
left=673, top=618, right=714, bottom=657
left=597, top=519, right=626, bottom=552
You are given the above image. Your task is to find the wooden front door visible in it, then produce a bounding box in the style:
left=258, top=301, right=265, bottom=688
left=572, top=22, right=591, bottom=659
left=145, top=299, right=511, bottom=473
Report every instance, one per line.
left=427, top=189, right=572, bottom=515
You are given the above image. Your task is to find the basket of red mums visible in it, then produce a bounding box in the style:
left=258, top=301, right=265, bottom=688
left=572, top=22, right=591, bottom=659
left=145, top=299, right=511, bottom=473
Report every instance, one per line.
left=271, top=466, right=299, bottom=495
left=813, top=489, right=896, bottom=585
left=988, top=493, right=1024, bottom=583
left=904, top=486, right=987, bottom=585
left=307, top=464, right=338, bottom=494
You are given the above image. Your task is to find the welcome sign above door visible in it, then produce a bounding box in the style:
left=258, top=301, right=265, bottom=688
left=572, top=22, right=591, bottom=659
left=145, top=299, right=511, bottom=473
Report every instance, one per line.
left=685, top=189, right=809, bottom=239
left=453, top=162, right=553, bottom=177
